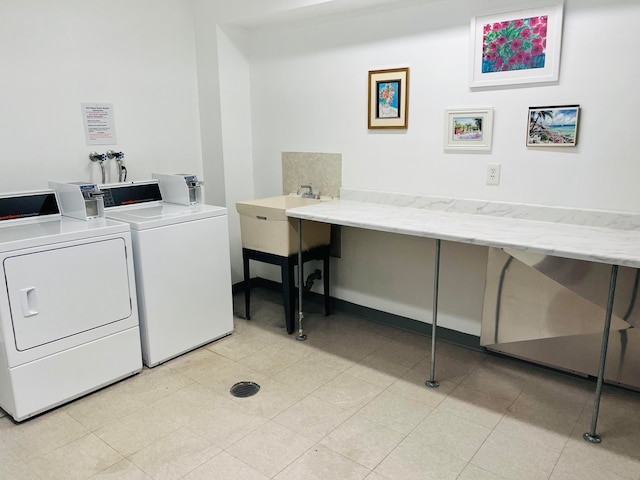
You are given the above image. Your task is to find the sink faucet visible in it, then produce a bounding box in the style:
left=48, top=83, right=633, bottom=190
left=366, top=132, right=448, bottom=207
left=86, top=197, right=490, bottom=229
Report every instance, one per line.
left=297, top=185, right=318, bottom=198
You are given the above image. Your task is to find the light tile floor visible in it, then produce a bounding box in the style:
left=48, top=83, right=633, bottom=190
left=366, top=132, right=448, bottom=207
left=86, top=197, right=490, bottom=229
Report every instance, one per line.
left=1, top=288, right=640, bottom=480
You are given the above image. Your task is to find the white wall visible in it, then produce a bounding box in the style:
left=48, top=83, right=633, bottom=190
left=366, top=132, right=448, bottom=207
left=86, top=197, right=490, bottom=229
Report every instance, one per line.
left=216, top=26, right=255, bottom=281
left=0, top=0, right=202, bottom=191
left=192, top=1, right=227, bottom=208
left=239, top=0, right=640, bottom=335
left=248, top=0, right=640, bottom=211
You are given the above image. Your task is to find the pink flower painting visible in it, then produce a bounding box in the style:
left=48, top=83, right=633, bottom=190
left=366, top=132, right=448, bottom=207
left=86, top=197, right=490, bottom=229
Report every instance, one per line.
left=482, top=15, right=548, bottom=73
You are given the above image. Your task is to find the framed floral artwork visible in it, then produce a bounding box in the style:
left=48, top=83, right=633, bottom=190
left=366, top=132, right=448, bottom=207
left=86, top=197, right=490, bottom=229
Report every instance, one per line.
left=469, top=1, right=564, bottom=88
left=368, top=68, right=409, bottom=129
left=444, top=108, right=494, bottom=151
left=527, top=105, right=579, bottom=147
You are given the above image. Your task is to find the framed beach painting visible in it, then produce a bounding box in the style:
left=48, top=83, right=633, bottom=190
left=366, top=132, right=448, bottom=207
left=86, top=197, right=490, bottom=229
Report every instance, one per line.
left=527, top=105, right=579, bottom=147
left=444, top=108, right=494, bottom=151
left=368, top=68, right=409, bottom=129
left=469, top=1, right=564, bottom=88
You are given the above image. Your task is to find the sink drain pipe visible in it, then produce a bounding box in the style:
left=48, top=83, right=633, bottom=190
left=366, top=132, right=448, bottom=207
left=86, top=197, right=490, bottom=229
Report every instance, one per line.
left=304, top=269, right=322, bottom=292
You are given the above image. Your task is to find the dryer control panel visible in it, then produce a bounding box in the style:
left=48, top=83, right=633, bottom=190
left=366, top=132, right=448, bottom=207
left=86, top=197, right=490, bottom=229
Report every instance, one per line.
left=101, top=182, right=163, bottom=208
left=0, top=192, right=59, bottom=222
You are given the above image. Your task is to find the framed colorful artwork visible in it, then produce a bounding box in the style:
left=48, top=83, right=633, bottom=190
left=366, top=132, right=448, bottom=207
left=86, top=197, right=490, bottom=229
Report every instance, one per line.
left=469, top=1, right=564, bottom=88
left=368, top=67, right=409, bottom=129
left=527, top=105, right=579, bottom=147
left=444, top=108, right=494, bottom=151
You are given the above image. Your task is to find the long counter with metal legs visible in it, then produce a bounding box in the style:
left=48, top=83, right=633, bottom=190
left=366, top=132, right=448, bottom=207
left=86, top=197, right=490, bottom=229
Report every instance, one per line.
left=286, top=193, right=640, bottom=444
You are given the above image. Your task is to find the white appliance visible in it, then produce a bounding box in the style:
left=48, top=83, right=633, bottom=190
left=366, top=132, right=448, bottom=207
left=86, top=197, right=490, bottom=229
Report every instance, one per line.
left=48, top=181, right=105, bottom=220
left=152, top=173, right=203, bottom=206
left=100, top=180, right=234, bottom=367
left=0, top=190, right=142, bottom=422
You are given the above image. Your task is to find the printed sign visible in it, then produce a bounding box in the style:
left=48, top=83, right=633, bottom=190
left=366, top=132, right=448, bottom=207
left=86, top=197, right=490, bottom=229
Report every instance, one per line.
left=81, top=103, right=117, bottom=145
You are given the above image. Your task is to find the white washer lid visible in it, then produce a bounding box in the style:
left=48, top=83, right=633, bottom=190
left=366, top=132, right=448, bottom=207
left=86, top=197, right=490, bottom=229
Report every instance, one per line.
left=0, top=217, right=130, bottom=253
left=105, top=203, right=227, bottom=230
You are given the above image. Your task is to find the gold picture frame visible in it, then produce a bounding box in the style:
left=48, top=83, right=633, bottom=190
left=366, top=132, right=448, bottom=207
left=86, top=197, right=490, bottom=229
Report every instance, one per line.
left=368, top=67, right=409, bottom=129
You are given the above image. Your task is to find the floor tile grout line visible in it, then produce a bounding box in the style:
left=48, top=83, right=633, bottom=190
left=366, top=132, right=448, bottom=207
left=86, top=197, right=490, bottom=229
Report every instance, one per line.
left=464, top=388, right=522, bottom=473
left=220, top=447, right=277, bottom=479
left=354, top=372, right=465, bottom=476
left=209, top=338, right=273, bottom=363
left=267, top=362, right=423, bottom=477
left=182, top=334, right=468, bottom=476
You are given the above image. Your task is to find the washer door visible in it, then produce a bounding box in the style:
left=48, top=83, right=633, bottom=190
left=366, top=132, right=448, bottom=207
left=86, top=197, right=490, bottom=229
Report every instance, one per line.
left=4, top=238, right=133, bottom=351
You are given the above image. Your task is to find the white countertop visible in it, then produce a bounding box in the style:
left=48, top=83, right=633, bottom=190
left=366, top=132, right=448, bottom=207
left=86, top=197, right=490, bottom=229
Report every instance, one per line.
left=286, top=198, right=640, bottom=268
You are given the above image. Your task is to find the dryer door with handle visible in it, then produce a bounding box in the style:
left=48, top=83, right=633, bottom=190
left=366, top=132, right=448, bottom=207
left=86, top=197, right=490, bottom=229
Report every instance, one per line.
left=4, top=237, right=133, bottom=351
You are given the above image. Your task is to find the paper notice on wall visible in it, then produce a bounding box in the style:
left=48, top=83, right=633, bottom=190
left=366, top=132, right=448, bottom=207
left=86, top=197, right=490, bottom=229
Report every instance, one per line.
left=81, top=103, right=117, bottom=145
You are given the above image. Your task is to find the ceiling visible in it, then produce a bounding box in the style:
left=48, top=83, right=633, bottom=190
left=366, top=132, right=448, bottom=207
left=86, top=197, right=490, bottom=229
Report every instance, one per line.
left=219, top=0, right=438, bottom=28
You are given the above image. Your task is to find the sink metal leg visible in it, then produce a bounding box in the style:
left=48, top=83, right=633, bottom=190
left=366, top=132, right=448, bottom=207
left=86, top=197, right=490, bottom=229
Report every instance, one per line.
left=323, top=251, right=331, bottom=316
left=282, top=259, right=296, bottom=334
left=243, top=250, right=251, bottom=320
left=584, top=264, right=618, bottom=444
left=426, top=239, right=441, bottom=389
left=296, top=218, right=307, bottom=341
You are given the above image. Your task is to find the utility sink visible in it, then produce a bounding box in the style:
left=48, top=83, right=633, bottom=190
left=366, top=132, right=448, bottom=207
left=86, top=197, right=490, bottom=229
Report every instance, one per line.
left=236, top=195, right=331, bottom=256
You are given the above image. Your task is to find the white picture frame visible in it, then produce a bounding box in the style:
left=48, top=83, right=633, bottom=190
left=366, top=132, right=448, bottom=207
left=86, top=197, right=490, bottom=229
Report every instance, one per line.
left=469, top=1, right=564, bottom=89
left=444, top=108, right=494, bottom=151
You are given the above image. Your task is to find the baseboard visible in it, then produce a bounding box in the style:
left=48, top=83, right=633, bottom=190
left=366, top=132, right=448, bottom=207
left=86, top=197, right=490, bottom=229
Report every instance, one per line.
left=233, top=278, right=482, bottom=351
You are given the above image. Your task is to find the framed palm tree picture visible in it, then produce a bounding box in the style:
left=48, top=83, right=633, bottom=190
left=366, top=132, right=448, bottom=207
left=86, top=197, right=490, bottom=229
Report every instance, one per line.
left=444, top=108, right=494, bottom=151
left=527, top=105, right=579, bottom=147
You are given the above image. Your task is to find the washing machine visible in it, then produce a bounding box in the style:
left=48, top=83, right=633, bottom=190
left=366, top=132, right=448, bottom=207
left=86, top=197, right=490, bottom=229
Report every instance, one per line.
left=0, top=190, right=142, bottom=422
left=99, top=180, right=234, bottom=367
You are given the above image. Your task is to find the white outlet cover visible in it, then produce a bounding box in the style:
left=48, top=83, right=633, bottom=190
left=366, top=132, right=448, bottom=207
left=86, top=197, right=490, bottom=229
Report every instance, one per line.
left=487, top=163, right=500, bottom=186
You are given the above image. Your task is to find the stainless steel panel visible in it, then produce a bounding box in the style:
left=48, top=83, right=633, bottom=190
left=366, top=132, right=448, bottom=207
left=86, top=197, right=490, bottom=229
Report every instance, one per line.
left=482, top=248, right=640, bottom=391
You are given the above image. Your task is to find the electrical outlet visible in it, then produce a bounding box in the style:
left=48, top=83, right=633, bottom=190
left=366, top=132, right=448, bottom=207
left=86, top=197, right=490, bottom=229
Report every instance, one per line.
left=486, top=163, right=501, bottom=186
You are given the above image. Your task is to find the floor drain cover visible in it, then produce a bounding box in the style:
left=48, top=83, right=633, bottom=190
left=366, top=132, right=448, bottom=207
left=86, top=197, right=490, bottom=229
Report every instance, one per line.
left=230, top=381, right=260, bottom=398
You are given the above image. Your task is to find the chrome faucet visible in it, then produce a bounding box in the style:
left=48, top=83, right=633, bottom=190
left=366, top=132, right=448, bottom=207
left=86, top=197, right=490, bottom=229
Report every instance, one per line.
left=106, top=150, right=127, bottom=182
left=89, top=152, right=107, bottom=184
left=297, top=184, right=318, bottom=198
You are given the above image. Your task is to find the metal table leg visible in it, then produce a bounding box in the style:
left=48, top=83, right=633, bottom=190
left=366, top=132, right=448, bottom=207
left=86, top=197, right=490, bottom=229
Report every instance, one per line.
left=243, top=249, right=251, bottom=320
left=296, top=218, right=307, bottom=341
left=426, top=239, right=441, bottom=388
left=584, top=264, right=618, bottom=444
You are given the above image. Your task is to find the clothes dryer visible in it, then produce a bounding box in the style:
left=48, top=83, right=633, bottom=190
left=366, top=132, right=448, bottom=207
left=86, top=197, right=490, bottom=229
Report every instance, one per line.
left=0, top=190, right=142, bottom=421
left=100, top=181, right=233, bottom=367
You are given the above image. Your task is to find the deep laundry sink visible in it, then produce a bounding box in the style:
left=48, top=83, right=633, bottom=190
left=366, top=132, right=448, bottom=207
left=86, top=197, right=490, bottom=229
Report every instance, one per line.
left=236, top=195, right=331, bottom=256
